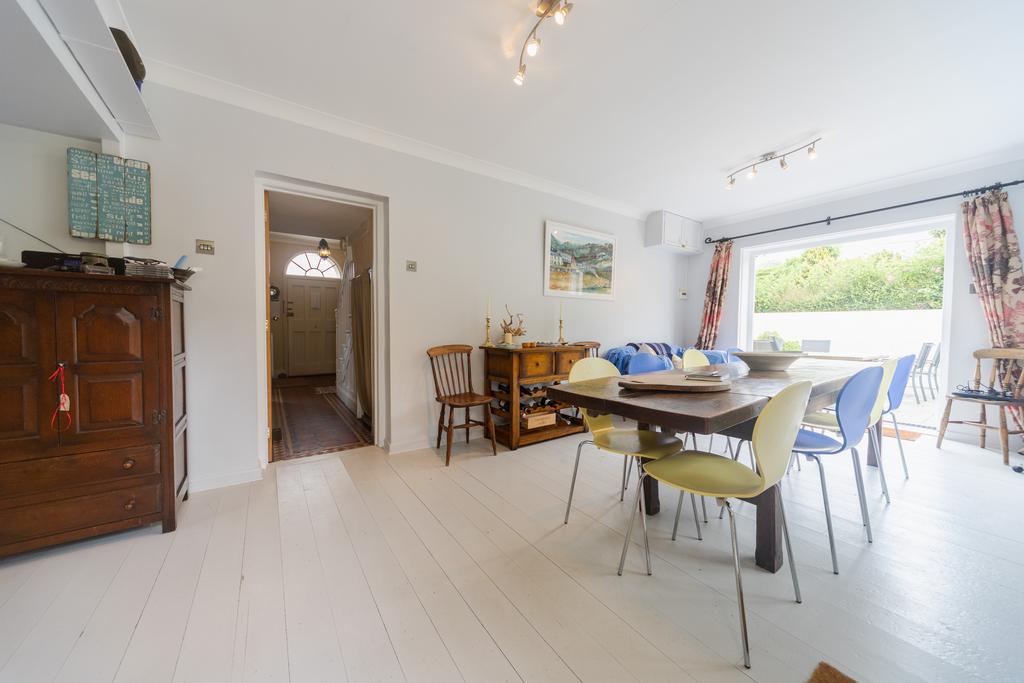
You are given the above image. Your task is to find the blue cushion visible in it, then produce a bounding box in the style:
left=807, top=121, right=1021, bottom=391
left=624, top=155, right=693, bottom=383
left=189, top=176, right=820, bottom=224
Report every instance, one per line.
left=793, top=428, right=843, bottom=454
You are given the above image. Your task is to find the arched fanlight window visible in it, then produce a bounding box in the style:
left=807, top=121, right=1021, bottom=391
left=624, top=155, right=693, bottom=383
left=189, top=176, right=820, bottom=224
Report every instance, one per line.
left=286, top=252, right=341, bottom=278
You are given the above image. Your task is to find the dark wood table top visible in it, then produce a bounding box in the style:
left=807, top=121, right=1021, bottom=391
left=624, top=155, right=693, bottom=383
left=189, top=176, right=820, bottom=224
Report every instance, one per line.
left=546, top=358, right=876, bottom=434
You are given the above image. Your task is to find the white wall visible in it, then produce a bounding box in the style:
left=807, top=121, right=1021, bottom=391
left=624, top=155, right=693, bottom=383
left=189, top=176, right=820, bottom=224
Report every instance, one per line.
left=39, top=84, right=681, bottom=489
left=0, top=123, right=104, bottom=259
left=685, top=159, right=1024, bottom=446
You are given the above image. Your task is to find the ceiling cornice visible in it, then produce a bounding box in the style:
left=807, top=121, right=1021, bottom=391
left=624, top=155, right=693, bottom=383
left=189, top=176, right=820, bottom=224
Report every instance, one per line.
left=143, top=59, right=648, bottom=221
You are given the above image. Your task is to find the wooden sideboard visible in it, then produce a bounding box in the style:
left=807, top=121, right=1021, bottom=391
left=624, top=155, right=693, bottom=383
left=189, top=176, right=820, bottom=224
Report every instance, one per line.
left=0, top=269, right=188, bottom=557
left=481, top=345, right=587, bottom=450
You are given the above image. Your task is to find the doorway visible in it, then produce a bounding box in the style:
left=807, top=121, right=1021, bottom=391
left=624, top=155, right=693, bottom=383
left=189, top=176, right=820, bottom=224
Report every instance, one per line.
left=259, top=183, right=383, bottom=461
left=736, top=215, right=955, bottom=430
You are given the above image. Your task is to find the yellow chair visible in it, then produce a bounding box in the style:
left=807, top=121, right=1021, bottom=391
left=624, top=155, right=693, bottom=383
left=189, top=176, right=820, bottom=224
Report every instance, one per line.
left=802, top=357, right=897, bottom=502
left=681, top=348, right=710, bottom=369
left=563, top=358, right=687, bottom=526
left=619, top=380, right=812, bottom=669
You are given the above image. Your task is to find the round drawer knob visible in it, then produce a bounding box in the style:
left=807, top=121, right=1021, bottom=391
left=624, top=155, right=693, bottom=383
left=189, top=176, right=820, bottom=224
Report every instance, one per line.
left=124, top=496, right=136, bottom=511
left=122, top=458, right=136, bottom=470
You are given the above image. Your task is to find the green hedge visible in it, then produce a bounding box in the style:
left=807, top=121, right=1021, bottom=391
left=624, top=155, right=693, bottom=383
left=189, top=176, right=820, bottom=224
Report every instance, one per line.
left=754, top=233, right=945, bottom=313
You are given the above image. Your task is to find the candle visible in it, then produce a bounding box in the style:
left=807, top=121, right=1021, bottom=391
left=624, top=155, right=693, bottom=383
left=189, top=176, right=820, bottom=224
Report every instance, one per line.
left=559, top=301, right=563, bottom=320
left=487, top=296, right=491, bottom=317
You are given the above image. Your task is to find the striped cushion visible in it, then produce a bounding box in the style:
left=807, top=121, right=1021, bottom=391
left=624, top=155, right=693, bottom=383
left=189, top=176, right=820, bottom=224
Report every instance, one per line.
left=626, top=342, right=675, bottom=356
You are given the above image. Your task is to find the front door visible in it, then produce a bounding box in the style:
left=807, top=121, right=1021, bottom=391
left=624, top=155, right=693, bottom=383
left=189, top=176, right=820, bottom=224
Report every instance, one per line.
left=286, top=278, right=338, bottom=376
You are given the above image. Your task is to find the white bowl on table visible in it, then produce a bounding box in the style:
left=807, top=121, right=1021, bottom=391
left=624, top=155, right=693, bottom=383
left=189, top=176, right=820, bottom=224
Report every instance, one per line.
left=733, top=351, right=805, bottom=371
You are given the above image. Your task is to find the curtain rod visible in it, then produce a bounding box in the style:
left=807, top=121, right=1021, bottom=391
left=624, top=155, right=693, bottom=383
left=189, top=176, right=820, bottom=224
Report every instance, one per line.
left=704, top=178, right=1024, bottom=244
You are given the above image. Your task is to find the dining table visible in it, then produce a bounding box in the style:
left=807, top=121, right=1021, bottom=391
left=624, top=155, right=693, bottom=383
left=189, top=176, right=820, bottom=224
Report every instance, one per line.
left=546, top=357, right=883, bottom=573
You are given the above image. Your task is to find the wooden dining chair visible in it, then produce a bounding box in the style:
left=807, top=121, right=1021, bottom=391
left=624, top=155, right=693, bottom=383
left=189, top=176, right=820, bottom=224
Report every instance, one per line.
left=426, top=345, right=497, bottom=466
left=937, top=348, right=1024, bottom=465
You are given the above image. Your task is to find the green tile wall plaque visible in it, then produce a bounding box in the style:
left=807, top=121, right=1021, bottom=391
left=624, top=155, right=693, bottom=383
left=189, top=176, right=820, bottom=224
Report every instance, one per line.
left=97, top=153, right=126, bottom=241
left=124, top=158, right=151, bottom=245
left=67, top=148, right=98, bottom=238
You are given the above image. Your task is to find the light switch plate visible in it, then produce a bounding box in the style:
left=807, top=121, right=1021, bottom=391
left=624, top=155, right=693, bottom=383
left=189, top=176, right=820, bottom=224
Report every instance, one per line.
left=406, top=260, right=417, bottom=272
left=678, top=289, right=688, bottom=300
left=195, top=239, right=215, bottom=255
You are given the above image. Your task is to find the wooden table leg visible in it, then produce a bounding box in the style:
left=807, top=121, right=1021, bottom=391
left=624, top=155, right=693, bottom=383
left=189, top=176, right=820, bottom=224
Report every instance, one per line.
left=751, top=487, right=783, bottom=573
left=866, top=421, right=882, bottom=467
left=637, top=422, right=661, bottom=515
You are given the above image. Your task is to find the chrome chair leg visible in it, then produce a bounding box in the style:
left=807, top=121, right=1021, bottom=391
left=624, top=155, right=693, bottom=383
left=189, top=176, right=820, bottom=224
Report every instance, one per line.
left=724, top=501, right=751, bottom=669
left=620, top=455, right=630, bottom=501
left=671, top=489, right=683, bottom=541
left=618, top=471, right=650, bottom=575
left=812, top=455, right=839, bottom=574
left=700, top=496, right=708, bottom=523
left=890, top=412, right=909, bottom=479
left=777, top=486, right=802, bottom=603
left=727, top=438, right=737, bottom=459
left=869, top=429, right=891, bottom=504
left=691, top=494, right=703, bottom=539
left=564, top=440, right=590, bottom=524
left=639, top=463, right=652, bottom=575
left=850, top=448, right=873, bottom=543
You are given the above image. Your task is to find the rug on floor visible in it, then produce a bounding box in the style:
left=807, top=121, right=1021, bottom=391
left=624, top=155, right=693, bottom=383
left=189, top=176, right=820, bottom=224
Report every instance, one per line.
left=273, top=381, right=369, bottom=460
left=807, top=661, right=856, bottom=682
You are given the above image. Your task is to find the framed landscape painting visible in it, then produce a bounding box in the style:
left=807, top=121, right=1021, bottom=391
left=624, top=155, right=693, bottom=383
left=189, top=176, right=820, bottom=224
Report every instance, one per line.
left=543, top=221, right=616, bottom=300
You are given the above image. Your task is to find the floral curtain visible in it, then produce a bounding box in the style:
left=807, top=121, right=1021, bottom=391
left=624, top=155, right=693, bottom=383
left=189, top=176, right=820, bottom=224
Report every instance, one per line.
left=695, top=240, right=733, bottom=350
left=962, top=190, right=1023, bottom=424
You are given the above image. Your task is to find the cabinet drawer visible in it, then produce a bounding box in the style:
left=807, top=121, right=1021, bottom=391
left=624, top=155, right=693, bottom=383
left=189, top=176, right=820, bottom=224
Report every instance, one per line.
left=0, top=445, right=159, bottom=499
left=0, top=484, right=160, bottom=546
left=519, top=352, right=554, bottom=378
left=556, top=350, right=585, bottom=375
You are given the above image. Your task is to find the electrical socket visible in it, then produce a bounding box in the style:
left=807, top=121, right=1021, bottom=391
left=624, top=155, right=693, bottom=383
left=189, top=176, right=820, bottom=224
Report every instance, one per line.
left=195, top=239, right=215, bottom=255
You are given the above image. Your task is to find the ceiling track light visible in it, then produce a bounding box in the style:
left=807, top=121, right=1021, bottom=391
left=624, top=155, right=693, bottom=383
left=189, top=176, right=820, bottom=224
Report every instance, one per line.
left=513, top=1, right=574, bottom=86
left=725, top=137, right=821, bottom=189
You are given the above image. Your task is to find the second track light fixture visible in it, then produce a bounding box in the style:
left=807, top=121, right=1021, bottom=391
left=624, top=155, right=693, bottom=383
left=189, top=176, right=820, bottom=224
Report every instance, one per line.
left=725, top=137, right=821, bottom=189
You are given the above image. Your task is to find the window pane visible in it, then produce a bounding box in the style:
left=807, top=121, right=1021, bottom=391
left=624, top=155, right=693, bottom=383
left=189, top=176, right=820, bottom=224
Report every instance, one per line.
left=286, top=261, right=305, bottom=276
left=323, top=265, right=340, bottom=279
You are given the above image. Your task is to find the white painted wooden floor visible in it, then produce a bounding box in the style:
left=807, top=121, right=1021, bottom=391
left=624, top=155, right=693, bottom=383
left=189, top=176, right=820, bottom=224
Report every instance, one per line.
left=1, top=430, right=1021, bottom=682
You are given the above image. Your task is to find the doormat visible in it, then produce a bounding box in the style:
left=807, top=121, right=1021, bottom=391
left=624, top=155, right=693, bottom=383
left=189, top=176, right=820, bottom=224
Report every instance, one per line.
left=273, top=384, right=369, bottom=460
left=807, top=661, right=856, bottom=683
left=883, top=426, right=922, bottom=441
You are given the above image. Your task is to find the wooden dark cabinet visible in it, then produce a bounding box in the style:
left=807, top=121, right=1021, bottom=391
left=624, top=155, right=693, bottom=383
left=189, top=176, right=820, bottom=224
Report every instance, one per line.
left=0, top=269, right=188, bottom=558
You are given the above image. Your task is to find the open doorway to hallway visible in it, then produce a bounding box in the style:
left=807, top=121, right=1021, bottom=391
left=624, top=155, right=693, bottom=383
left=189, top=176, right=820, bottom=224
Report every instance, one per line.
left=265, top=190, right=374, bottom=460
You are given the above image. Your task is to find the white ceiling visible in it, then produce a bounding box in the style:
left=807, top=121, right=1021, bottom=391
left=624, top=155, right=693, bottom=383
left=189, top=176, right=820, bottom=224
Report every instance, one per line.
left=123, top=0, right=1024, bottom=222
left=267, top=191, right=371, bottom=240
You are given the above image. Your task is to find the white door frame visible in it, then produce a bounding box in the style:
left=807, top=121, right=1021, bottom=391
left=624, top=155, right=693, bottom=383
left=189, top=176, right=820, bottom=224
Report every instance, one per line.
left=254, top=173, right=389, bottom=457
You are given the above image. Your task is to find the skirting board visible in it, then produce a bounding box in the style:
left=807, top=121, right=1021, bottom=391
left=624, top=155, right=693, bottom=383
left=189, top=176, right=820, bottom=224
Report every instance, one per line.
left=387, top=437, right=433, bottom=455
left=189, top=467, right=264, bottom=493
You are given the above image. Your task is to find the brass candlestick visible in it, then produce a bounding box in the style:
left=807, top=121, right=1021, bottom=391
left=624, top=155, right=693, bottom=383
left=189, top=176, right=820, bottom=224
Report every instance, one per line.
left=482, top=315, right=495, bottom=347
left=558, top=317, right=566, bottom=345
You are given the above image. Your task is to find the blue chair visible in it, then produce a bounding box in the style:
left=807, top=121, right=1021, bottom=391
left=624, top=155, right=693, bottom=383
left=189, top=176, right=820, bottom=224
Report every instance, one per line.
left=627, top=352, right=672, bottom=375
left=883, top=354, right=916, bottom=480
left=725, top=346, right=744, bottom=362
left=792, top=366, right=884, bottom=574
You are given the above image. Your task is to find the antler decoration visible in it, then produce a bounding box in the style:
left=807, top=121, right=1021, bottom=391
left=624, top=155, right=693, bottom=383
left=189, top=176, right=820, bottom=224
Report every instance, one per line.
left=500, top=305, right=526, bottom=336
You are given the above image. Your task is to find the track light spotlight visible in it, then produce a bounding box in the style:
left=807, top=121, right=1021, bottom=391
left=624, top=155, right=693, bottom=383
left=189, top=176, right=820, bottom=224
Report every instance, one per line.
left=555, top=2, right=573, bottom=25
left=526, top=35, right=541, bottom=57
left=726, top=176, right=736, bottom=189
left=779, top=156, right=789, bottom=171
left=807, top=143, right=818, bottom=160
left=747, top=165, right=758, bottom=180
left=513, top=65, right=526, bottom=85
